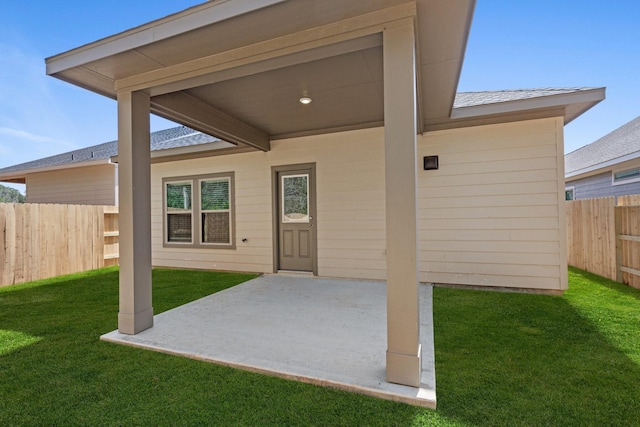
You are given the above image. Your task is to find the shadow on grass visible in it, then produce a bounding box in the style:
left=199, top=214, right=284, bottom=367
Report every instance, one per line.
left=432, top=280, right=640, bottom=426
left=570, top=266, right=640, bottom=302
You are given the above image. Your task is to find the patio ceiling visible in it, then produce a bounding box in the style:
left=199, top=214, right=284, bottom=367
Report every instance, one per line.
left=46, top=0, right=476, bottom=151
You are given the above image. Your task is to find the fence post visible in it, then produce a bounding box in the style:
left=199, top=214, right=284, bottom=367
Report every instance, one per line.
left=615, top=205, right=623, bottom=283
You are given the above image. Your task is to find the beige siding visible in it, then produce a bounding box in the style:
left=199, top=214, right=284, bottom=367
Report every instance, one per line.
left=151, top=118, right=567, bottom=290
left=151, top=128, right=386, bottom=278
left=418, top=117, right=567, bottom=291
left=26, top=164, right=117, bottom=206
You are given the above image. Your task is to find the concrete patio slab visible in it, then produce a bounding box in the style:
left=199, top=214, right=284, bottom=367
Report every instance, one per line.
left=101, top=275, right=436, bottom=408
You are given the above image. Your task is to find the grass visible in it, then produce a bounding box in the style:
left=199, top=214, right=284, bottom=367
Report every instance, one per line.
left=0, top=267, right=639, bottom=426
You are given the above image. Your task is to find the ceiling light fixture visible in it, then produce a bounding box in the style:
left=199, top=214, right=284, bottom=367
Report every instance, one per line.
left=299, top=97, right=312, bottom=105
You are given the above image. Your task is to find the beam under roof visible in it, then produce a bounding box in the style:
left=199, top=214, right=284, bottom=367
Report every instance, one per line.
left=151, top=92, right=270, bottom=152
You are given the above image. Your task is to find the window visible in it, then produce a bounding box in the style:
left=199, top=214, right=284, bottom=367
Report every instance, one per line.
left=163, top=173, right=235, bottom=249
left=281, top=174, right=309, bottom=223
left=166, top=181, right=193, bottom=243
left=612, top=167, right=640, bottom=185
left=565, top=187, right=575, bottom=201
left=200, top=178, right=231, bottom=244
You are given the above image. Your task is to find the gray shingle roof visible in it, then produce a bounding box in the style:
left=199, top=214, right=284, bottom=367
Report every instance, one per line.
left=454, top=88, right=595, bottom=108
left=565, top=115, right=640, bottom=175
left=0, top=126, right=219, bottom=174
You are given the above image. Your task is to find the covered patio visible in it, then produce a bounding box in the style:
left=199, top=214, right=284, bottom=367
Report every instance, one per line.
left=102, top=274, right=436, bottom=408
left=45, top=0, right=482, bottom=405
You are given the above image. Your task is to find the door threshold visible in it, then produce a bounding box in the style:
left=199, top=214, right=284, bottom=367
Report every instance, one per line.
left=276, top=270, right=314, bottom=277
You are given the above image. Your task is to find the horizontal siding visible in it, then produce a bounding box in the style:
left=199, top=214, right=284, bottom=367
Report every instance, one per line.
left=418, top=117, right=566, bottom=290
left=151, top=128, right=386, bottom=279
left=425, top=228, right=560, bottom=242
left=426, top=272, right=560, bottom=289
left=567, top=169, right=640, bottom=200
left=151, top=119, right=566, bottom=290
left=26, top=165, right=116, bottom=206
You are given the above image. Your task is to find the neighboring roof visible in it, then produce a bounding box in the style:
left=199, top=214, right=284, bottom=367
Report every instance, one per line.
left=0, top=126, right=229, bottom=181
left=565, top=115, right=640, bottom=178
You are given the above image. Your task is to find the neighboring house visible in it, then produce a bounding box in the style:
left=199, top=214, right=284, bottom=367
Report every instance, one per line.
left=17, top=0, right=605, bottom=389
left=0, top=126, right=233, bottom=205
left=565, top=115, right=640, bottom=200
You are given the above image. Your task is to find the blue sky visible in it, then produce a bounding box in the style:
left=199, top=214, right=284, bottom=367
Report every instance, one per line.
left=1, top=1, right=639, bottom=193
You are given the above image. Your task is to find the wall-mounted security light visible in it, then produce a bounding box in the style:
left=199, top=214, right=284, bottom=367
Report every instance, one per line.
left=423, top=155, right=439, bottom=170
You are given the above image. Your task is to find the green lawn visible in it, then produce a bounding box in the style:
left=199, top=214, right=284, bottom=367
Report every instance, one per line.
left=0, top=267, right=639, bottom=426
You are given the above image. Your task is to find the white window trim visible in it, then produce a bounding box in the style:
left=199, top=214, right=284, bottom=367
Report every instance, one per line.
left=163, top=172, right=235, bottom=249
left=565, top=186, right=575, bottom=201
left=612, top=167, right=640, bottom=186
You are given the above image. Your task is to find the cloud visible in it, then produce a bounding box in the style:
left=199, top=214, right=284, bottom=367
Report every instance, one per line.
left=0, top=127, right=60, bottom=143
left=0, top=41, right=87, bottom=167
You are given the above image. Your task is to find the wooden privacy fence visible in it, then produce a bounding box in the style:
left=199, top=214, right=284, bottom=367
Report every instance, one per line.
left=0, top=203, right=119, bottom=287
left=566, top=196, right=640, bottom=289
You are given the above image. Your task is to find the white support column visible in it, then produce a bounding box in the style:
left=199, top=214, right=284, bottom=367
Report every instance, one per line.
left=117, top=91, right=153, bottom=335
left=383, top=20, right=421, bottom=388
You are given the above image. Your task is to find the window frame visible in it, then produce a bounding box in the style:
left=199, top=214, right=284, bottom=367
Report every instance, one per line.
left=163, top=172, right=235, bottom=250
left=565, top=186, right=575, bottom=201
left=612, top=167, right=640, bottom=186
left=199, top=176, right=232, bottom=246
left=281, top=173, right=310, bottom=224
left=165, top=180, right=194, bottom=244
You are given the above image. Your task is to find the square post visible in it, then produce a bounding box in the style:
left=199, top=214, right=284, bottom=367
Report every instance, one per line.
left=117, top=91, right=153, bottom=334
left=383, top=20, right=422, bottom=387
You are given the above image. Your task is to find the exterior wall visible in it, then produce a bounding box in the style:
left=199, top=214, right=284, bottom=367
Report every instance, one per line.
left=151, top=128, right=387, bottom=279
left=151, top=118, right=567, bottom=291
left=418, top=117, right=567, bottom=290
left=567, top=165, right=640, bottom=200
left=25, top=164, right=117, bottom=205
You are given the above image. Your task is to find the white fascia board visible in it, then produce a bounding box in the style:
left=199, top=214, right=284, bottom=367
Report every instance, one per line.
left=565, top=150, right=640, bottom=179
left=451, top=88, right=606, bottom=120
left=0, top=158, right=113, bottom=181
left=46, top=0, right=289, bottom=75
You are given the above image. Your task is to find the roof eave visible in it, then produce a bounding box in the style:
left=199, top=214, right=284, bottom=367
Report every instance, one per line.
left=45, top=0, right=289, bottom=77
left=0, top=158, right=113, bottom=182
left=46, top=0, right=474, bottom=135
left=450, top=87, right=606, bottom=123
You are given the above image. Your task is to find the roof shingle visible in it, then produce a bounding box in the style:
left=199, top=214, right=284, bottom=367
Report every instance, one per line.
left=454, top=88, right=596, bottom=109
left=565, top=115, right=640, bottom=175
left=0, top=126, right=219, bottom=174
